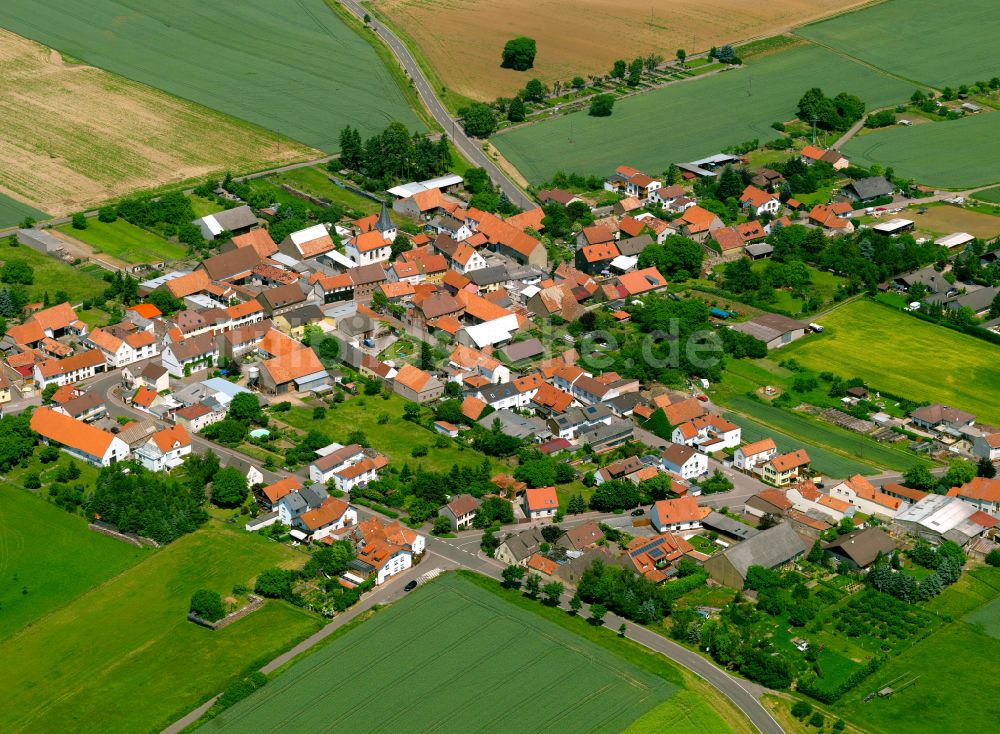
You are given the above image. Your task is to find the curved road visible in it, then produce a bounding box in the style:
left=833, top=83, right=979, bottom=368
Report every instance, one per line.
left=338, top=0, right=534, bottom=210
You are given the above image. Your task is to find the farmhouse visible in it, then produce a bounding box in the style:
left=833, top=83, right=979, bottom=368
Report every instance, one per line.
left=192, top=205, right=258, bottom=240
left=703, top=523, right=806, bottom=589
left=33, top=349, right=107, bottom=388
left=843, top=175, right=894, bottom=203
left=729, top=313, right=807, bottom=350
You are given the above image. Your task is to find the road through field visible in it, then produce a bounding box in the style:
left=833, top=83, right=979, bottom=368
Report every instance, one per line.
left=336, top=0, right=533, bottom=210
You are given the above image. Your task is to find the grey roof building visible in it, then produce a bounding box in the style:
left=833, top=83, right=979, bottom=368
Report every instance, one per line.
left=703, top=523, right=807, bottom=589
left=478, top=409, right=550, bottom=440
left=844, top=176, right=894, bottom=202
left=823, top=527, right=896, bottom=569
left=495, top=527, right=545, bottom=565
left=500, top=338, right=545, bottom=363
left=701, top=511, right=760, bottom=542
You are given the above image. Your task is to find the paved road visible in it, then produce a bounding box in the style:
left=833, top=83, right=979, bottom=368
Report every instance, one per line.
left=338, top=0, right=534, bottom=210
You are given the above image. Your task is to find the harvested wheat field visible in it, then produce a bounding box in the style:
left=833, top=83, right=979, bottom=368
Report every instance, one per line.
left=375, top=0, right=869, bottom=100
left=0, top=30, right=315, bottom=216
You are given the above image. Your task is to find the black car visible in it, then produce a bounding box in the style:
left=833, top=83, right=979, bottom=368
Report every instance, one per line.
left=404, top=580, right=418, bottom=592
left=630, top=508, right=645, bottom=517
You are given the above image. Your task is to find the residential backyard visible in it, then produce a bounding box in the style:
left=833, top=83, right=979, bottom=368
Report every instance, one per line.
left=0, top=240, right=108, bottom=302
left=0, top=525, right=321, bottom=734
left=780, top=299, right=1000, bottom=426
left=278, top=393, right=507, bottom=474
left=56, top=218, right=188, bottom=263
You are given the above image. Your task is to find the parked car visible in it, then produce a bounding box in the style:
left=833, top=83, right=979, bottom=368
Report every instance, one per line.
left=404, top=580, right=418, bottom=592
left=630, top=508, right=645, bottom=517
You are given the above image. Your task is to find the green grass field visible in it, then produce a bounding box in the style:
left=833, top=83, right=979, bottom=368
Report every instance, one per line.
left=269, top=166, right=382, bottom=216
left=56, top=218, right=188, bottom=263
left=0, top=0, right=423, bottom=152
left=0, top=525, right=321, bottom=734
left=843, top=112, right=1000, bottom=188
left=203, top=572, right=678, bottom=733
left=0, top=192, right=47, bottom=229
left=972, top=186, right=1000, bottom=204
left=280, top=393, right=506, bottom=474
left=838, top=568, right=1000, bottom=734
left=747, top=262, right=845, bottom=314
left=0, top=484, right=146, bottom=641
left=781, top=299, right=1000, bottom=425
left=0, top=240, right=109, bottom=302
left=493, top=44, right=912, bottom=183
left=797, top=0, right=999, bottom=89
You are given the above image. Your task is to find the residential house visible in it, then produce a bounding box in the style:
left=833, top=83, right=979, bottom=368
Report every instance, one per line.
left=345, top=229, right=392, bottom=266
left=281, top=223, right=336, bottom=260
left=677, top=206, right=723, bottom=242
left=660, top=443, right=708, bottom=480
left=161, top=333, right=219, bottom=376
left=494, top=527, right=545, bottom=566
left=260, top=476, right=302, bottom=509
left=33, top=349, right=107, bottom=388
left=523, top=486, right=558, bottom=521
left=52, top=390, right=107, bottom=423
left=761, top=449, right=811, bottom=486
left=223, top=455, right=265, bottom=489
left=739, top=185, right=781, bottom=217
left=173, top=402, right=224, bottom=433
left=626, top=533, right=695, bottom=582
left=828, top=474, right=903, bottom=519
left=136, top=362, right=170, bottom=393
left=276, top=484, right=331, bottom=526
left=972, top=431, right=1000, bottom=461
left=259, top=347, right=328, bottom=394
left=438, top=494, right=481, bottom=530
left=30, top=407, right=130, bottom=467
left=257, top=283, right=307, bottom=317
left=198, top=247, right=261, bottom=282
left=134, top=425, right=192, bottom=472
left=808, top=203, right=855, bottom=233
left=615, top=267, right=667, bottom=297
left=308, top=443, right=365, bottom=484
left=650, top=497, right=709, bottom=533
left=745, top=488, right=793, bottom=519
left=909, top=404, right=976, bottom=433
left=595, top=456, right=645, bottom=485
left=231, top=228, right=279, bottom=258
left=672, top=414, right=741, bottom=451
left=86, top=328, right=159, bottom=368
left=558, top=522, right=603, bottom=552
left=703, top=523, right=806, bottom=589
left=786, top=481, right=851, bottom=523
left=295, top=497, right=358, bottom=541
left=537, top=188, right=581, bottom=206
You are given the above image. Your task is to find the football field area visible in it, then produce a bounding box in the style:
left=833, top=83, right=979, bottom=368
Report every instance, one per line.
left=203, top=573, right=676, bottom=733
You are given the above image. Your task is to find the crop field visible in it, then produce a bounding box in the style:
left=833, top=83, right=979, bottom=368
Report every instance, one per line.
left=903, top=204, right=1000, bottom=239
left=374, top=0, right=867, bottom=101
left=0, top=192, right=46, bottom=229
left=0, top=525, right=321, bottom=734
left=0, top=484, right=146, bottom=641
left=0, top=240, right=109, bottom=303
left=55, top=219, right=188, bottom=264
left=843, top=112, right=1000, bottom=189
left=203, top=572, right=675, bottom=733
left=493, top=44, right=912, bottom=183
left=280, top=393, right=506, bottom=474
left=838, top=568, right=1000, bottom=734
left=0, top=30, right=312, bottom=217
left=797, top=0, right=999, bottom=89
left=781, top=299, right=1000, bottom=426
left=973, top=186, right=1000, bottom=204
left=0, top=0, right=423, bottom=155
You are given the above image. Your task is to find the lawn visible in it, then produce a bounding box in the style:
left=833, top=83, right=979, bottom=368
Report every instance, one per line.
left=796, top=0, right=999, bottom=89
left=721, top=394, right=922, bottom=473
left=270, top=166, right=381, bottom=216
left=56, top=218, right=188, bottom=264
left=0, top=484, right=146, bottom=641
left=0, top=192, right=47, bottom=228
left=279, top=393, right=505, bottom=474
left=493, top=44, right=912, bottom=183
left=204, top=572, right=713, bottom=733
left=0, top=239, right=109, bottom=302
left=0, top=0, right=424, bottom=153
left=843, top=112, right=1000, bottom=189
left=746, top=262, right=845, bottom=314
left=780, top=299, right=1000, bottom=426
left=0, top=525, right=321, bottom=734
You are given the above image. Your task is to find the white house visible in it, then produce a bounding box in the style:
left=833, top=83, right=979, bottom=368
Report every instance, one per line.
left=972, top=432, right=1000, bottom=462
left=87, top=329, right=160, bottom=369
left=650, top=497, right=706, bottom=533
left=134, top=425, right=192, bottom=472
left=33, top=350, right=106, bottom=388
left=672, top=414, right=741, bottom=451
left=739, top=186, right=781, bottom=217
left=828, top=474, right=903, bottom=520
left=345, top=230, right=392, bottom=266
left=439, top=494, right=480, bottom=530
left=29, top=407, right=130, bottom=467
left=660, top=443, right=708, bottom=480
left=309, top=443, right=366, bottom=484
left=452, top=243, right=487, bottom=274
left=734, top=438, right=777, bottom=472
left=160, top=333, right=219, bottom=376
left=295, top=497, right=358, bottom=541
left=949, top=477, right=1000, bottom=515
left=523, top=486, right=558, bottom=521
